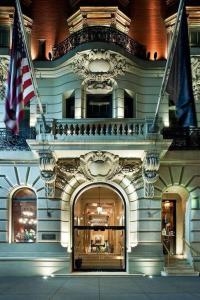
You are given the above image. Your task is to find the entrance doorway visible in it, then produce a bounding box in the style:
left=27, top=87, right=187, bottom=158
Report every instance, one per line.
left=73, top=186, right=126, bottom=271
left=162, top=200, right=176, bottom=255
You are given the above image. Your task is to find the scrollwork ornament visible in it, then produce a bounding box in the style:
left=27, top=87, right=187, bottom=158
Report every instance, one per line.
left=142, top=151, right=160, bottom=198
left=72, top=49, right=127, bottom=85
left=38, top=150, right=56, bottom=184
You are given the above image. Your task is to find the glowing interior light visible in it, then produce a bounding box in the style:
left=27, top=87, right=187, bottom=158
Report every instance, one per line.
left=97, top=206, right=103, bottom=214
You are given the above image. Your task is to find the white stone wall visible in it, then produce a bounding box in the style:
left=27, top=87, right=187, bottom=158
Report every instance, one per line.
left=156, top=157, right=200, bottom=254
left=0, top=163, right=61, bottom=243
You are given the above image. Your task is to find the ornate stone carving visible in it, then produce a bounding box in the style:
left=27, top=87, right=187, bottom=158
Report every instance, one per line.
left=79, top=151, right=120, bottom=181
left=72, top=50, right=127, bottom=89
left=119, top=158, right=141, bottom=175
left=142, top=151, right=160, bottom=198
left=0, top=57, right=9, bottom=101
left=38, top=150, right=56, bottom=184
left=45, top=182, right=55, bottom=198
left=57, top=158, right=80, bottom=181
left=191, top=56, right=200, bottom=102
left=55, top=152, right=141, bottom=193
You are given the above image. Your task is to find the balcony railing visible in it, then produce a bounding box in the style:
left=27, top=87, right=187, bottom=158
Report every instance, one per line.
left=162, top=127, right=200, bottom=150
left=52, top=26, right=146, bottom=60
left=0, top=128, right=36, bottom=151
left=36, top=118, right=154, bottom=141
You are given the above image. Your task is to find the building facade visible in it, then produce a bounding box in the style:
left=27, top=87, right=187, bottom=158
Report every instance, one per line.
left=0, top=0, right=200, bottom=276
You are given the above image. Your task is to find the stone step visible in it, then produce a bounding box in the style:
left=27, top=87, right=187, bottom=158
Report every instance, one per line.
left=162, top=257, right=199, bottom=276
left=166, top=265, right=194, bottom=269
left=164, top=267, right=197, bottom=273
left=161, top=270, right=199, bottom=276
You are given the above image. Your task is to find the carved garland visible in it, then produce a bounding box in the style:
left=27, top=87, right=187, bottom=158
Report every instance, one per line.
left=0, top=57, right=9, bottom=102
left=191, top=56, right=200, bottom=102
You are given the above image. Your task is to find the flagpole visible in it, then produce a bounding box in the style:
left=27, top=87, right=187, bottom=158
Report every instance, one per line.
left=15, top=0, right=48, bottom=133
left=151, top=0, right=185, bottom=132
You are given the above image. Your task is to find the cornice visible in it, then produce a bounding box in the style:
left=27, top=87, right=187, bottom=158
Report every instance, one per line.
left=35, top=50, right=165, bottom=80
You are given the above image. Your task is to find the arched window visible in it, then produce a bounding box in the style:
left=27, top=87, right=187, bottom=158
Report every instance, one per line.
left=12, top=188, right=37, bottom=243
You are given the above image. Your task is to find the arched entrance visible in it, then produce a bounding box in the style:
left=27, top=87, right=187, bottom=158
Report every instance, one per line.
left=162, top=187, right=189, bottom=256
left=72, top=185, right=126, bottom=271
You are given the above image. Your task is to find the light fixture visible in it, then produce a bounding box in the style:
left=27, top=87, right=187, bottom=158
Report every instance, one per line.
left=97, top=187, right=103, bottom=215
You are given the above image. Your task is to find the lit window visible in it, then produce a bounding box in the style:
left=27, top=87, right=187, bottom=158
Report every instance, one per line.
left=12, top=188, right=37, bottom=243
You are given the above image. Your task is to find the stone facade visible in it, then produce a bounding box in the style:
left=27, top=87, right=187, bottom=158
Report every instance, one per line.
left=0, top=2, right=200, bottom=277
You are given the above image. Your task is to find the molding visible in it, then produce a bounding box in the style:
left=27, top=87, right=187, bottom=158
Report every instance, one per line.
left=67, top=6, right=131, bottom=34
left=34, top=50, right=165, bottom=79
left=165, top=6, right=200, bottom=32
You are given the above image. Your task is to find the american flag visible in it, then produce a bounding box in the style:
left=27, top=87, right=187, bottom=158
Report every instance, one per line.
left=4, top=8, right=35, bottom=134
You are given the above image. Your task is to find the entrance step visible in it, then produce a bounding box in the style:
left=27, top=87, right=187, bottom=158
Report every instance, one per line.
left=76, top=254, right=124, bottom=270
left=161, top=256, right=199, bottom=276
left=52, top=268, right=145, bottom=277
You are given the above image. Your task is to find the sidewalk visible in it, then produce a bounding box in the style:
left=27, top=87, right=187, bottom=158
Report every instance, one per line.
left=0, top=275, right=199, bottom=300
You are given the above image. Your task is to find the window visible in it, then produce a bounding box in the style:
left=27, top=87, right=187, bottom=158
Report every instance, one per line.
left=66, top=94, right=75, bottom=118
left=190, top=30, right=200, bottom=47
left=124, top=91, right=135, bottom=118
left=38, top=39, right=46, bottom=60
left=12, top=188, right=37, bottom=243
left=86, top=94, right=112, bottom=118
left=0, top=26, right=9, bottom=47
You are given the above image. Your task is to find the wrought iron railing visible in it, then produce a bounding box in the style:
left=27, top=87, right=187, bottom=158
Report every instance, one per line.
left=52, top=26, right=146, bottom=60
left=183, top=238, right=200, bottom=257
left=162, top=127, right=200, bottom=150
left=36, top=118, right=154, bottom=141
left=0, top=128, right=36, bottom=151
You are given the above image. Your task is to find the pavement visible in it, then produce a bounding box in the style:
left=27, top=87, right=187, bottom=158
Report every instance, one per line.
left=0, top=275, right=200, bottom=300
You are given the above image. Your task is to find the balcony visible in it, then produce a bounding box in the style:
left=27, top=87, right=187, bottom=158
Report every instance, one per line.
left=37, top=118, right=151, bottom=139
left=52, top=26, right=146, bottom=60
left=0, top=128, right=36, bottom=151
left=162, top=127, right=200, bottom=150
left=0, top=119, right=172, bottom=154
left=28, top=117, right=170, bottom=153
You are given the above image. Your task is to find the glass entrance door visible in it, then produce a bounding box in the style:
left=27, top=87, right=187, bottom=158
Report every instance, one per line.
left=73, top=187, right=126, bottom=271
left=162, top=200, right=176, bottom=254
left=73, top=226, right=125, bottom=271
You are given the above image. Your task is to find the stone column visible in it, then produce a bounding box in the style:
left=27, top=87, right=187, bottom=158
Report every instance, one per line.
left=81, top=86, right=87, bottom=118
left=115, top=89, right=125, bottom=118
left=112, top=90, right=117, bottom=118
left=74, top=88, right=82, bottom=119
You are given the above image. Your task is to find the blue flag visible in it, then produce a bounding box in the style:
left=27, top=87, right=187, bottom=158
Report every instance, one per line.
left=166, top=4, right=197, bottom=127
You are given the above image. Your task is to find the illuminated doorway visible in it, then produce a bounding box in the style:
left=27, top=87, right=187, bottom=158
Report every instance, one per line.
left=73, top=186, right=126, bottom=271
left=162, top=200, right=176, bottom=255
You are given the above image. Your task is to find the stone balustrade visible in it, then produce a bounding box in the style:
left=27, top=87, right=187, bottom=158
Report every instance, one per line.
left=36, top=118, right=154, bottom=142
